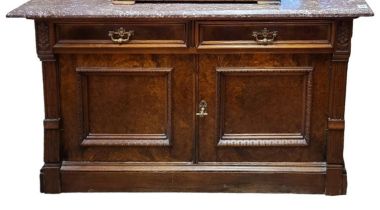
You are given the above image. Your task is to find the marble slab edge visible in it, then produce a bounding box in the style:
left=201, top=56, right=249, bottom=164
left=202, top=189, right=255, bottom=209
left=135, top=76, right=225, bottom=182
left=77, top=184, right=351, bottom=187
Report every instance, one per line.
left=6, top=0, right=374, bottom=19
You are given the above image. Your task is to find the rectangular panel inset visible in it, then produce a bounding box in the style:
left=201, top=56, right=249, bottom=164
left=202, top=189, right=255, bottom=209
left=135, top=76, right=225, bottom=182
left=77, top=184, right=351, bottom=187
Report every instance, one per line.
left=77, top=67, right=172, bottom=147
left=217, top=67, right=313, bottom=147
left=57, top=22, right=188, bottom=48
left=197, top=21, right=333, bottom=49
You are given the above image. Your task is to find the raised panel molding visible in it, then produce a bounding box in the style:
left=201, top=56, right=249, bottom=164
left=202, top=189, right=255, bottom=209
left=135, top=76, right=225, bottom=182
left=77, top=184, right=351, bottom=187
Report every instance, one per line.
left=216, top=67, right=313, bottom=147
left=76, top=67, right=172, bottom=147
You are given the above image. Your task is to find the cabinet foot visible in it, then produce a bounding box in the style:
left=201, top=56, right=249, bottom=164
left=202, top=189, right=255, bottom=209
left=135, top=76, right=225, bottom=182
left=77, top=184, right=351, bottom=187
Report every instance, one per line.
left=40, top=164, right=61, bottom=194
left=325, top=164, right=347, bottom=195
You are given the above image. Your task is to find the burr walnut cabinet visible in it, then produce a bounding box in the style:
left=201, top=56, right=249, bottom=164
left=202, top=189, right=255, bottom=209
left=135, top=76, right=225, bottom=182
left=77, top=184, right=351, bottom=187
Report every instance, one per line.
left=7, top=0, right=373, bottom=195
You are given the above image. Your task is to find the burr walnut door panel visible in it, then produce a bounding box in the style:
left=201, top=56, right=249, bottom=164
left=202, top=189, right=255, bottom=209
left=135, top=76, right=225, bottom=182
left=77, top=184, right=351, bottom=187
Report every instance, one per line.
left=198, top=54, right=330, bottom=162
left=59, top=54, right=194, bottom=162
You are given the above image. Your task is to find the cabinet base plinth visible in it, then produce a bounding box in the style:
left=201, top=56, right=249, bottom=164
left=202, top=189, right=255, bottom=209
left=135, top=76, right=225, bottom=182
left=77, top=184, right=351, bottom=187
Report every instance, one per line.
left=39, top=161, right=348, bottom=195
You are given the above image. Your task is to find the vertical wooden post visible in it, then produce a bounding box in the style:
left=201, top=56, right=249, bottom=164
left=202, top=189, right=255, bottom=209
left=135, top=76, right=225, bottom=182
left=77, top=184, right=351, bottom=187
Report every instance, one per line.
left=35, top=21, right=61, bottom=193
left=326, top=19, right=353, bottom=195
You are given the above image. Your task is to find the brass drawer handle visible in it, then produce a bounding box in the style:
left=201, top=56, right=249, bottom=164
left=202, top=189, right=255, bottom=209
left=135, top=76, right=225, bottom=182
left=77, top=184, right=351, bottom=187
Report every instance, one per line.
left=196, top=100, right=208, bottom=118
left=108, top=27, right=134, bottom=44
left=252, top=28, right=278, bottom=45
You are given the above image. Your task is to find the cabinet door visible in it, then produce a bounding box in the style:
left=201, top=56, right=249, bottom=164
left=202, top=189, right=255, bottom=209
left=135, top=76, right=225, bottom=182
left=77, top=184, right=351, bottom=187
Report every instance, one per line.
left=198, top=54, right=329, bottom=162
left=60, top=54, right=194, bottom=162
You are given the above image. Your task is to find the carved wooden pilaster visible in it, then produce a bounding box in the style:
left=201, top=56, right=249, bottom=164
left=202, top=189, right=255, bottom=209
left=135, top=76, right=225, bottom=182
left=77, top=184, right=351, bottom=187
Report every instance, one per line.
left=325, top=20, right=353, bottom=195
left=35, top=20, right=61, bottom=193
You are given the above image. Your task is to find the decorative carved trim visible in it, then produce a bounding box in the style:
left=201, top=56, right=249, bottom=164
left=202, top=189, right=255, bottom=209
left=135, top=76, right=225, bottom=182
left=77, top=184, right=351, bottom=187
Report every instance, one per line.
left=36, top=21, right=51, bottom=52
left=76, top=67, right=173, bottom=147
left=76, top=67, right=172, bottom=73
left=218, top=134, right=308, bottom=147
left=81, top=134, right=170, bottom=147
left=35, top=21, right=55, bottom=61
left=216, top=67, right=313, bottom=147
left=216, top=67, right=313, bottom=73
left=333, top=20, right=353, bottom=61
left=304, top=67, right=313, bottom=140
left=335, top=21, right=352, bottom=52
left=61, top=161, right=325, bottom=173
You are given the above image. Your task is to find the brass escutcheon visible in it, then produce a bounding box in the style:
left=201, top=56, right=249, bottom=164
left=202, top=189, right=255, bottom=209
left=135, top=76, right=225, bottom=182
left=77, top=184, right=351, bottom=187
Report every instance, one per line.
left=196, top=100, right=208, bottom=118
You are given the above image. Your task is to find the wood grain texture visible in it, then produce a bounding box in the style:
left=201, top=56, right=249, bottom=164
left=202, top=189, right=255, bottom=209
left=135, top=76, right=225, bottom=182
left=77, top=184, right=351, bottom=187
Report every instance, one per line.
left=197, top=20, right=332, bottom=44
left=60, top=161, right=325, bottom=193
left=56, top=22, right=189, bottom=48
left=59, top=54, right=194, bottom=162
left=216, top=67, right=312, bottom=147
left=196, top=20, right=333, bottom=50
left=199, top=54, right=329, bottom=162
left=76, top=67, right=172, bottom=147
left=36, top=20, right=62, bottom=193
left=28, top=19, right=357, bottom=195
left=325, top=19, right=353, bottom=195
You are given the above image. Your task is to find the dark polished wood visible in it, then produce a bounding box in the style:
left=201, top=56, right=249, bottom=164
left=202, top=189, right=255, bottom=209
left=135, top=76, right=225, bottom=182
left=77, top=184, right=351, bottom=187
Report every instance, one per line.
left=197, top=20, right=333, bottom=48
left=56, top=22, right=190, bottom=48
left=30, top=18, right=354, bottom=195
left=60, top=54, right=194, bottom=161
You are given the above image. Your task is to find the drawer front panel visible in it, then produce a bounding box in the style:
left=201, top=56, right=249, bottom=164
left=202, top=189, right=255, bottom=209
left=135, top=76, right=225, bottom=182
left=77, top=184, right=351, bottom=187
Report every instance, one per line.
left=197, top=21, right=333, bottom=48
left=56, top=22, right=189, bottom=47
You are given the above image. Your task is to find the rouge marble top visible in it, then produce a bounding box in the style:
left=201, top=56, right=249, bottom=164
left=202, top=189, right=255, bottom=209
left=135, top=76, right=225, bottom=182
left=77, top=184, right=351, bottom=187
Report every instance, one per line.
left=7, top=0, right=374, bottom=19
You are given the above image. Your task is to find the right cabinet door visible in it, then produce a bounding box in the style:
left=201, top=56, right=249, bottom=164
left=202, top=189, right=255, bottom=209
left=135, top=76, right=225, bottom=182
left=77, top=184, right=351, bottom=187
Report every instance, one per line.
left=198, top=54, right=330, bottom=162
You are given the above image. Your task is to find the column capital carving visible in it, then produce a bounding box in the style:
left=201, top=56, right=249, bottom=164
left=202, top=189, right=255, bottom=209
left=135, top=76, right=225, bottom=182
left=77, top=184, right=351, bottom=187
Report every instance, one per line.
left=333, top=20, right=353, bottom=61
left=35, top=21, right=55, bottom=61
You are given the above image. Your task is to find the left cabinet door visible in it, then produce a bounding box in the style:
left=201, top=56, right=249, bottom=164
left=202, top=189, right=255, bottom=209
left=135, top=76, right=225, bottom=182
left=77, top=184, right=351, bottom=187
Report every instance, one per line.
left=59, top=54, right=195, bottom=162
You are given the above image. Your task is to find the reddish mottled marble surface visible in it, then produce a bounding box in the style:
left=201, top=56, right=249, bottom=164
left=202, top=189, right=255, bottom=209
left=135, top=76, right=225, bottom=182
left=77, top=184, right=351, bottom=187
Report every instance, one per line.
left=7, top=0, right=374, bottom=19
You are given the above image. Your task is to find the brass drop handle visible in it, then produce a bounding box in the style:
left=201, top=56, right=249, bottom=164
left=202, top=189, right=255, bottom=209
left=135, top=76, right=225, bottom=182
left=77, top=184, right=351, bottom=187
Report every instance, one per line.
left=196, top=100, right=208, bottom=118
left=252, top=28, right=278, bottom=45
left=108, top=27, right=134, bottom=44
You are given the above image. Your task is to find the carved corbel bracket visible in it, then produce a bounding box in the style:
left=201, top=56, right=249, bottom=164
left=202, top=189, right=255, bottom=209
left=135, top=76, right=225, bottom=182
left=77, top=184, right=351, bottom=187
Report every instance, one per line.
left=332, top=20, right=353, bottom=62
left=35, top=21, right=55, bottom=61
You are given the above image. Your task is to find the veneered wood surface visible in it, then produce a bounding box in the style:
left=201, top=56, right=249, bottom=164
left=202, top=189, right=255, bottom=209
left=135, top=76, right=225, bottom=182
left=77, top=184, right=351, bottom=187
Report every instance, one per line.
left=57, top=22, right=189, bottom=47
left=24, top=18, right=356, bottom=195
left=198, top=54, right=330, bottom=162
left=61, top=171, right=325, bottom=193
left=198, top=21, right=332, bottom=45
left=59, top=54, right=195, bottom=161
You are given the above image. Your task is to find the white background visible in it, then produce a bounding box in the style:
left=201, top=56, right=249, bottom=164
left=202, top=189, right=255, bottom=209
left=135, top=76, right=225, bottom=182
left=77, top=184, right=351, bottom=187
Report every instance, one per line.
left=1, top=0, right=379, bottom=209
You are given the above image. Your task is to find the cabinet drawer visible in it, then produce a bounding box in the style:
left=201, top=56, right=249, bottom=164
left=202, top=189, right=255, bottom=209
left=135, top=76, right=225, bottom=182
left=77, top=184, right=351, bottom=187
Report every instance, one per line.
left=56, top=22, right=189, bottom=48
left=196, top=21, right=333, bottom=49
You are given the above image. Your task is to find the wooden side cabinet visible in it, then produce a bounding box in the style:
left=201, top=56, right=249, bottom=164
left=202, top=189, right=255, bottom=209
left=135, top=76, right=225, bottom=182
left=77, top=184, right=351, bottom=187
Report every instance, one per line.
left=7, top=0, right=374, bottom=195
